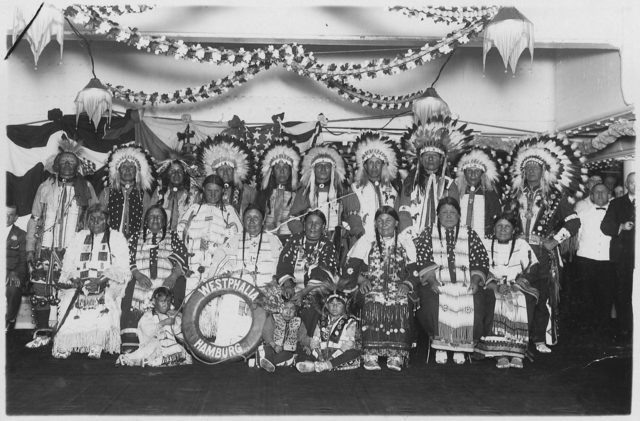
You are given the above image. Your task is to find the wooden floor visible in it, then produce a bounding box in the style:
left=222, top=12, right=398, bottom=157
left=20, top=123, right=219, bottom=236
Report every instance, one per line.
left=4, top=324, right=632, bottom=415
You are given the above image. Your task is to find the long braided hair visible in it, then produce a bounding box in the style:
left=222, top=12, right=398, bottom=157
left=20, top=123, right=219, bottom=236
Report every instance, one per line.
left=241, top=204, right=265, bottom=274
left=374, top=205, right=399, bottom=257
left=142, top=204, right=168, bottom=243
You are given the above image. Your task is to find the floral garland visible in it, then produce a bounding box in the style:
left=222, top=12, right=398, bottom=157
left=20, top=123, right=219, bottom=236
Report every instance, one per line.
left=64, top=4, right=499, bottom=107
left=390, top=5, right=497, bottom=25
left=591, top=120, right=635, bottom=151
left=65, top=5, right=307, bottom=67
left=294, top=6, right=497, bottom=80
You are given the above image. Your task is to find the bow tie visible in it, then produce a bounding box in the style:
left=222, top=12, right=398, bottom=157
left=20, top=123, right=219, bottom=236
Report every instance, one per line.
left=595, top=207, right=606, bottom=210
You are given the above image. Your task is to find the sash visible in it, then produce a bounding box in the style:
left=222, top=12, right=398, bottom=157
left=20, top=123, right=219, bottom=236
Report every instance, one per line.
left=78, top=231, right=112, bottom=279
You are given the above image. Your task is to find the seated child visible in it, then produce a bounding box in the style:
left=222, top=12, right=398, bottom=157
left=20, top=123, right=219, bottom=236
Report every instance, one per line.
left=259, top=301, right=306, bottom=372
left=116, top=287, right=192, bottom=367
left=296, top=290, right=361, bottom=373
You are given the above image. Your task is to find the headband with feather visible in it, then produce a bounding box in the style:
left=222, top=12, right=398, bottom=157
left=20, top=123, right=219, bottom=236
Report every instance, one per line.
left=156, top=148, right=201, bottom=179
left=105, top=143, right=157, bottom=194
left=259, top=141, right=301, bottom=190
left=44, top=133, right=95, bottom=176
left=197, top=135, right=254, bottom=185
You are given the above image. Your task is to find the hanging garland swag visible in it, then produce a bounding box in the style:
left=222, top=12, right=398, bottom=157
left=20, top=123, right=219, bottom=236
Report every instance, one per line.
left=63, top=5, right=499, bottom=108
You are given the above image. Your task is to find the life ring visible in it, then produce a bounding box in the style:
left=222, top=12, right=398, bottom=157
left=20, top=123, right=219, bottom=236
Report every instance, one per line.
left=181, top=276, right=267, bottom=363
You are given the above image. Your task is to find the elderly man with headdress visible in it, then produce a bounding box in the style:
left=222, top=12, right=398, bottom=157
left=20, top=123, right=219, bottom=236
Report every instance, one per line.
left=398, top=117, right=473, bottom=237
left=197, top=135, right=256, bottom=217
left=99, top=144, right=158, bottom=242
left=452, top=148, right=503, bottom=239
left=24, top=136, right=98, bottom=348
left=177, top=174, right=242, bottom=294
left=119, top=204, right=189, bottom=353
left=415, top=197, right=490, bottom=365
left=350, top=132, right=402, bottom=239
left=343, top=206, right=420, bottom=371
left=156, top=150, right=201, bottom=232
left=507, top=134, right=586, bottom=353
left=276, top=209, right=339, bottom=333
left=255, top=141, right=301, bottom=243
left=288, top=145, right=361, bottom=258
left=52, top=203, right=130, bottom=359
left=475, top=212, right=540, bottom=369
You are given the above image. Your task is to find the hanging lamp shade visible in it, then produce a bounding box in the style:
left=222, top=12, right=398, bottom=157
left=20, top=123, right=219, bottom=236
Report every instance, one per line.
left=483, top=7, right=534, bottom=74
left=75, top=78, right=112, bottom=129
left=412, top=87, right=451, bottom=125
left=12, top=3, right=64, bottom=70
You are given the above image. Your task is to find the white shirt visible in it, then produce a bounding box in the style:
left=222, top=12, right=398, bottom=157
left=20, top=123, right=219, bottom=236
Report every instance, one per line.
left=574, top=197, right=592, bottom=214
left=576, top=202, right=610, bottom=261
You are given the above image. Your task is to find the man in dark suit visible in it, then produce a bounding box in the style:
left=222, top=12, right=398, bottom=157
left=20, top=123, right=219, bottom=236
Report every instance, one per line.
left=601, top=172, right=635, bottom=343
left=6, top=205, right=28, bottom=331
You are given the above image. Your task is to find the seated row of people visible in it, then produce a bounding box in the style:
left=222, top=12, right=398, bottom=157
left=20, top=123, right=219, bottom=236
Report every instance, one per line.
left=20, top=193, right=539, bottom=372
left=10, top=122, right=590, bottom=371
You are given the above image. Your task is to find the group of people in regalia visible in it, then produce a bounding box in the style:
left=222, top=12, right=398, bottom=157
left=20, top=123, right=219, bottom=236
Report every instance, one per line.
left=6, top=113, right=591, bottom=371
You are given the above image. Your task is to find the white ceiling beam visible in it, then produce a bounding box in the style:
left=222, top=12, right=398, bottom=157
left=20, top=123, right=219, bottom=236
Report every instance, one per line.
left=16, top=32, right=618, bottom=50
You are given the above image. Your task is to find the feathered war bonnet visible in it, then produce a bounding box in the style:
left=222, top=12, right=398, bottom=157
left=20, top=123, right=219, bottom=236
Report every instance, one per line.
left=44, top=133, right=95, bottom=176
left=156, top=148, right=201, bottom=183
left=259, top=140, right=301, bottom=190
left=197, top=134, right=254, bottom=186
left=400, top=115, right=474, bottom=173
left=105, top=143, right=157, bottom=194
left=300, top=145, right=347, bottom=208
left=353, top=131, right=399, bottom=185
left=510, top=133, right=588, bottom=203
left=453, top=147, right=506, bottom=193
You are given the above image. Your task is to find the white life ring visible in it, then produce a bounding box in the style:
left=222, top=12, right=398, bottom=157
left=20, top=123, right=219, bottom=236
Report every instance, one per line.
left=181, top=276, right=267, bottom=363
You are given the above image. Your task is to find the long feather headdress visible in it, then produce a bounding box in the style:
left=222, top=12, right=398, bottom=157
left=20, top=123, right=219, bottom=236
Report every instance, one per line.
left=400, top=115, right=474, bottom=170
left=300, top=145, right=346, bottom=188
left=197, top=135, right=254, bottom=185
left=510, top=134, right=588, bottom=202
left=105, top=143, right=157, bottom=193
left=353, top=131, right=399, bottom=185
left=260, top=141, right=301, bottom=190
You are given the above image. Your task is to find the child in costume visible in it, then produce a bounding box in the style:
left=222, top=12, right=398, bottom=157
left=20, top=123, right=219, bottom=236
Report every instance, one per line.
left=259, top=301, right=306, bottom=372
left=296, top=291, right=361, bottom=373
left=116, top=287, right=192, bottom=367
